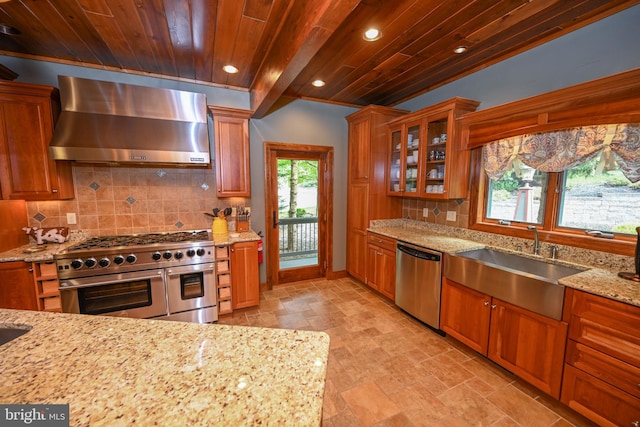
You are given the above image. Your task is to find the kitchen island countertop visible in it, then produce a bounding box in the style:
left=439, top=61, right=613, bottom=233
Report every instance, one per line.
left=0, top=309, right=329, bottom=426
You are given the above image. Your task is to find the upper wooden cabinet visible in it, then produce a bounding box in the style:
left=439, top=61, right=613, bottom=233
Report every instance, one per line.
left=0, top=81, right=74, bottom=200
left=345, top=106, right=406, bottom=283
left=209, top=107, right=251, bottom=198
left=387, top=97, right=479, bottom=200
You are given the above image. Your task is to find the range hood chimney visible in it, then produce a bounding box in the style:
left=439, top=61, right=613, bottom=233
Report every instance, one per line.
left=49, top=76, right=210, bottom=166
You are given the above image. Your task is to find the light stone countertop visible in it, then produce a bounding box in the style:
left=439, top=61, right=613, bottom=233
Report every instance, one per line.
left=369, top=225, right=640, bottom=308
left=0, top=309, right=329, bottom=426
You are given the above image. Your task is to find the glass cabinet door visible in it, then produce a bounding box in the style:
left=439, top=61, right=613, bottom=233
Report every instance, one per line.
left=405, top=122, right=421, bottom=195
left=388, top=127, right=403, bottom=194
left=421, top=114, right=450, bottom=197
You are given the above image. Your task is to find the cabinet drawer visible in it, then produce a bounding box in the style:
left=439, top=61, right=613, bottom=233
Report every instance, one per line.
left=41, top=279, right=59, bottom=295
left=568, top=291, right=640, bottom=367
left=217, top=273, right=231, bottom=286
left=39, top=262, right=58, bottom=279
left=215, top=246, right=229, bottom=259
left=43, top=296, right=61, bottom=311
left=218, top=287, right=231, bottom=300
left=561, top=364, right=640, bottom=427
left=367, top=233, right=396, bottom=252
left=566, top=340, right=640, bottom=399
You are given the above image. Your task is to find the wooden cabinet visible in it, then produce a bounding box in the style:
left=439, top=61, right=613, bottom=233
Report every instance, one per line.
left=0, top=261, right=37, bottom=311
left=366, top=233, right=396, bottom=300
left=209, top=107, right=251, bottom=198
left=346, top=106, right=405, bottom=283
left=32, top=261, right=61, bottom=312
left=386, top=97, right=479, bottom=199
left=230, top=241, right=260, bottom=310
left=215, top=245, right=233, bottom=315
left=440, top=278, right=567, bottom=398
left=0, top=81, right=74, bottom=200
left=561, top=289, right=640, bottom=426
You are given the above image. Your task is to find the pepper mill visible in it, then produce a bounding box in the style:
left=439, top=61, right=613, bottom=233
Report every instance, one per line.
left=618, top=226, right=640, bottom=282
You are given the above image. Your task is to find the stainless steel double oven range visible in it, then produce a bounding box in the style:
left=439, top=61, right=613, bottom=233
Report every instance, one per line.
left=54, top=231, right=217, bottom=323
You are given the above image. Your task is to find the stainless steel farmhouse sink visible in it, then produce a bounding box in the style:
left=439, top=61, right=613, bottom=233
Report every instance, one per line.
left=444, top=248, right=586, bottom=320
left=0, top=325, right=32, bottom=347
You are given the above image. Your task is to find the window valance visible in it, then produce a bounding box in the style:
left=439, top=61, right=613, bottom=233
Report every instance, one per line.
left=482, top=123, right=640, bottom=182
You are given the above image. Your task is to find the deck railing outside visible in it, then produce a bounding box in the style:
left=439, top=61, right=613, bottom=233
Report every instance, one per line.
left=279, top=216, right=318, bottom=260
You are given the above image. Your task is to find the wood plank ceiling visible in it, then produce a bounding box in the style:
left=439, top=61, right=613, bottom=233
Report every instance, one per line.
left=0, top=0, right=637, bottom=118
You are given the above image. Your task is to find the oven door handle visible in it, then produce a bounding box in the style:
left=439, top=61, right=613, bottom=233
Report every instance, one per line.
left=59, top=270, right=164, bottom=290
left=166, top=264, right=215, bottom=277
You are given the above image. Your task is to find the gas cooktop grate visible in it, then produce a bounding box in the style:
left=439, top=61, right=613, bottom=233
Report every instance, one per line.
left=66, top=230, right=210, bottom=251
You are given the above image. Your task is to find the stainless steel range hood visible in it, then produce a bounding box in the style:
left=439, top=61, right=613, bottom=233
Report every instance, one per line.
left=49, top=76, right=210, bottom=165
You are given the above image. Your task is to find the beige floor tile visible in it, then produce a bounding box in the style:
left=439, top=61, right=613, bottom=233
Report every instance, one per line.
left=438, top=383, right=507, bottom=425
left=487, top=385, right=560, bottom=427
left=341, top=381, right=400, bottom=425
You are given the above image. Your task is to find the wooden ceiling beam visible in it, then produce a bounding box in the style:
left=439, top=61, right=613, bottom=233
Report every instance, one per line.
left=249, top=0, right=360, bottom=118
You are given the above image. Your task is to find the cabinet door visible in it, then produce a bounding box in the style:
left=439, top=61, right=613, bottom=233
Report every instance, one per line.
left=230, top=241, right=259, bottom=309
left=388, top=126, right=404, bottom=195
left=366, top=243, right=381, bottom=292
left=561, top=364, right=640, bottom=427
left=211, top=108, right=251, bottom=197
left=0, top=91, right=73, bottom=200
left=488, top=298, right=567, bottom=398
left=440, top=278, right=491, bottom=354
left=348, top=117, right=370, bottom=182
left=0, top=261, right=37, bottom=310
left=347, top=229, right=367, bottom=283
left=378, top=247, right=396, bottom=300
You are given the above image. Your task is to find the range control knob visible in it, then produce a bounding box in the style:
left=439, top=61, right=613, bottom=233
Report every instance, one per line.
left=98, top=258, right=111, bottom=268
left=70, top=259, right=83, bottom=269
left=186, top=249, right=196, bottom=257
left=152, top=252, right=162, bottom=261
left=174, top=251, right=184, bottom=260
left=125, top=254, right=137, bottom=264
left=163, top=251, right=172, bottom=260
left=196, top=248, right=205, bottom=256
left=113, top=255, right=125, bottom=265
left=84, top=258, right=97, bottom=268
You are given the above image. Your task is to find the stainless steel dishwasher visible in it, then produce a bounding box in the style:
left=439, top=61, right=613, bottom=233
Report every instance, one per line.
left=395, top=242, right=443, bottom=332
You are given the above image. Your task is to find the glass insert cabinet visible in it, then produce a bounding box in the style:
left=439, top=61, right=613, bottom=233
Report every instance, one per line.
left=386, top=98, right=480, bottom=199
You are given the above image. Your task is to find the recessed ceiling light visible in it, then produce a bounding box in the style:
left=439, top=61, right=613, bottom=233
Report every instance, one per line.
left=363, top=28, right=382, bottom=42
left=312, top=79, right=325, bottom=87
left=222, top=65, right=238, bottom=74
left=453, top=46, right=468, bottom=54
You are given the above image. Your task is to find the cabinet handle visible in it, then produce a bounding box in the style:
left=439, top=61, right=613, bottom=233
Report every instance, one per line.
left=29, top=268, right=33, bottom=273
left=365, top=175, right=369, bottom=179
left=231, top=248, right=235, bottom=253
left=52, top=189, right=58, bottom=193
left=491, top=304, right=497, bottom=310
left=631, top=421, right=639, bottom=427
left=483, top=301, right=489, bottom=306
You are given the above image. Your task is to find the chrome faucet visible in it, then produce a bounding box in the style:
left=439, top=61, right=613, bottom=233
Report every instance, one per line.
left=527, top=225, right=540, bottom=255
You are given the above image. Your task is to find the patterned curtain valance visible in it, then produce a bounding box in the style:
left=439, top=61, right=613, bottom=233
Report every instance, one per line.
left=482, top=124, right=640, bottom=183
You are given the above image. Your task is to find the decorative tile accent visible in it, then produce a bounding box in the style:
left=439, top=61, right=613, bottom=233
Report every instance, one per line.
left=156, top=169, right=166, bottom=178
left=175, top=221, right=184, bottom=229
left=201, top=183, right=209, bottom=191
left=126, top=197, right=136, bottom=205
left=89, top=182, right=100, bottom=191
left=33, top=212, right=46, bottom=222
left=456, top=199, right=464, bottom=206
left=433, top=208, right=441, bottom=216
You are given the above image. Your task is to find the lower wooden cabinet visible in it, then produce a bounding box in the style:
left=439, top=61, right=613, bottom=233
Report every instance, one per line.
left=230, top=241, right=260, bottom=310
left=561, top=288, right=640, bottom=426
left=0, top=261, right=37, bottom=311
left=440, top=278, right=567, bottom=398
left=366, top=233, right=396, bottom=300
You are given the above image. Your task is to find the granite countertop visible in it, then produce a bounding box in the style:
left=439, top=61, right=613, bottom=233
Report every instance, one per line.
left=0, top=230, right=262, bottom=263
left=0, top=309, right=329, bottom=426
left=369, top=225, right=640, bottom=308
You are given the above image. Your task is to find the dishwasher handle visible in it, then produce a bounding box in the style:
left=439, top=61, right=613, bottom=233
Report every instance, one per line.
left=397, top=243, right=441, bottom=261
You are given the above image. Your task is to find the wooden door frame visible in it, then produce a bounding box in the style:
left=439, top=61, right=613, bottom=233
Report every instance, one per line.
left=264, top=142, right=333, bottom=288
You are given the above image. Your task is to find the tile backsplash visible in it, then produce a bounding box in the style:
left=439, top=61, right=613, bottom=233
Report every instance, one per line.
left=402, top=197, right=469, bottom=228
left=27, top=164, right=248, bottom=236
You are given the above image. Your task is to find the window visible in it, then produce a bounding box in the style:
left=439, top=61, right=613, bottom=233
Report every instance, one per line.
left=477, top=151, right=640, bottom=253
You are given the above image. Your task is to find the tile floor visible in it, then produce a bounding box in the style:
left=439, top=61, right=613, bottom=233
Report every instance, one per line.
left=217, top=277, right=596, bottom=427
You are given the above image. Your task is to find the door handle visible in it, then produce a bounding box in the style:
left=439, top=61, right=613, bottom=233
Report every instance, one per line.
left=272, top=211, right=279, bottom=228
